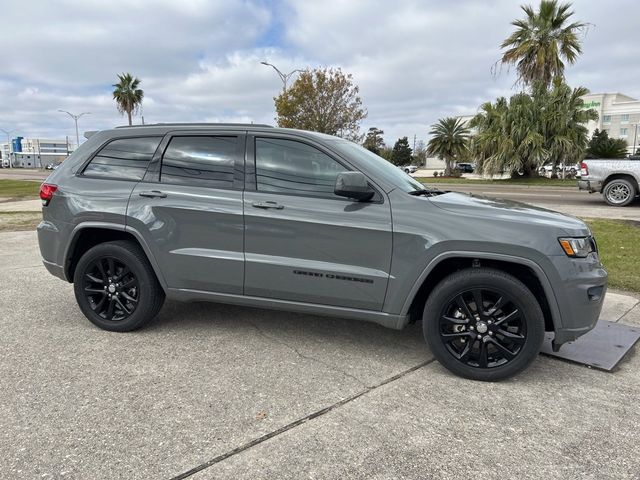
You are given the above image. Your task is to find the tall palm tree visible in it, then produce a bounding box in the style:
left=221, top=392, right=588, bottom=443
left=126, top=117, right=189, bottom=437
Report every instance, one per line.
left=426, top=117, right=470, bottom=176
left=112, top=73, right=144, bottom=126
left=500, top=0, right=586, bottom=88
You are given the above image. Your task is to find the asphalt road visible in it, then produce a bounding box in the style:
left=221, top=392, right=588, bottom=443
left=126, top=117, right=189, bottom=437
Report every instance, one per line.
left=1, top=230, right=640, bottom=479
left=425, top=182, right=640, bottom=221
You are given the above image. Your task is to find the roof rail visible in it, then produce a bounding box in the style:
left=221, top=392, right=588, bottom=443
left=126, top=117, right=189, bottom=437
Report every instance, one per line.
left=115, top=123, right=274, bottom=129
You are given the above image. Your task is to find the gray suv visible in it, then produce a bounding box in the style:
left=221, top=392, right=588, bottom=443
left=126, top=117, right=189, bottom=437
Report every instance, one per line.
left=38, top=124, right=607, bottom=381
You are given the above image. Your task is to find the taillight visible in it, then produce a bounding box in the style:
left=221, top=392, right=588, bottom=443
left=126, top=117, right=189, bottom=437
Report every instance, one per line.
left=39, top=183, right=58, bottom=206
left=580, top=162, right=589, bottom=176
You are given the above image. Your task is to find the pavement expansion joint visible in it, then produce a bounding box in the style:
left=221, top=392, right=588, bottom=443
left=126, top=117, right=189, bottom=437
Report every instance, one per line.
left=170, top=358, right=435, bottom=479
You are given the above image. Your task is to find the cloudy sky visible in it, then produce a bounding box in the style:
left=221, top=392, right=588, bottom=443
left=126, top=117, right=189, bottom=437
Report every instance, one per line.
left=0, top=0, right=637, bottom=147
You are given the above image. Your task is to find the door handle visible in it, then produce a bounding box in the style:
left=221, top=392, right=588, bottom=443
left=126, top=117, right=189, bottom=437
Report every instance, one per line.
left=252, top=201, right=284, bottom=210
left=139, top=190, right=167, bottom=199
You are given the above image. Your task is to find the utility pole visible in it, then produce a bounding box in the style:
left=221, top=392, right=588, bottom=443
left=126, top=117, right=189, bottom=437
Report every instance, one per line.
left=260, top=62, right=303, bottom=92
left=58, top=110, right=90, bottom=149
left=633, top=123, right=639, bottom=157
left=0, top=128, right=14, bottom=168
left=413, top=134, right=416, bottom=152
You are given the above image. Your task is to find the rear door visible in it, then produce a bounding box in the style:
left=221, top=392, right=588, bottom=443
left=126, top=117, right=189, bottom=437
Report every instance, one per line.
left=126, top=130, right=246, bottom=294
left=243, top=134, right=393, bottom=310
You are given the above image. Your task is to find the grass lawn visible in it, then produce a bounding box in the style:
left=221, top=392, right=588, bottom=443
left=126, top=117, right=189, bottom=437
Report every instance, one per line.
left=586, top=219, right=640, bottom=293
left=416, top=176, right=576, bottom=187
left=0, top=179, right=41, bottom=200
left=0, top=211, right=42, bottom=231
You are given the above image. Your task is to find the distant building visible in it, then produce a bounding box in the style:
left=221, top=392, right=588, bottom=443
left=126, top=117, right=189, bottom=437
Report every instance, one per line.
left=0, top=138, right=75, bottom=167
left=580, top=93, right=640, bottom=154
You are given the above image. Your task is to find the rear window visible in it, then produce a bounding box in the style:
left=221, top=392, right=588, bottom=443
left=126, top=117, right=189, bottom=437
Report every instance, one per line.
left=84, top=137, right=161, bottom=180
left=160, top=136, right=238, bottom=188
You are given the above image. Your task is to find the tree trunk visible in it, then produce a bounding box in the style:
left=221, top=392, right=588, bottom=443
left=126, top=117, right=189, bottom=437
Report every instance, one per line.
left=444, top=157, right=452, bottom=177
left=127, top=110, right=132, bottom=126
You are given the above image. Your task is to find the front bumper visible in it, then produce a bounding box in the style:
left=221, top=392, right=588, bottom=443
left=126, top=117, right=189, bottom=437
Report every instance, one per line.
left=549, top=254, right=607, bottom=345
left=577, top=179, right=602, bottom=193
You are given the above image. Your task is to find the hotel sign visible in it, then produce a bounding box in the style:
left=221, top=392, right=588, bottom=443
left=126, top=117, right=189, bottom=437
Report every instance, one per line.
left=580, top=101, right=601, bottom=109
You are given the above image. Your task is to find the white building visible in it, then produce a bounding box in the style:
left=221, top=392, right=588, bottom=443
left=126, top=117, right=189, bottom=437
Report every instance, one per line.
left=580, top=93, right=640, bottom=154
left=0, top=138, right=75, bottom=168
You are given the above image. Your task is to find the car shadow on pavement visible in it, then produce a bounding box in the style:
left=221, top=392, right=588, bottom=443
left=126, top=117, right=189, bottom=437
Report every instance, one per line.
left=145, top=300, right=429, bottom=363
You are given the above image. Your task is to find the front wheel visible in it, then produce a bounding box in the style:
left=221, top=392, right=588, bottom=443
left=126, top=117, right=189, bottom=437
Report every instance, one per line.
left=423, top=268, right=545, bottom=381
left=603, top=178, right=636, bottom=207
left=73, top=240, right=165, bottom=331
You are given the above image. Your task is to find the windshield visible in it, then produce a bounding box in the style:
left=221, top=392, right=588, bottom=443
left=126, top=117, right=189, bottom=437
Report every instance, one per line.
left=329, top=139, right=425, bottom=192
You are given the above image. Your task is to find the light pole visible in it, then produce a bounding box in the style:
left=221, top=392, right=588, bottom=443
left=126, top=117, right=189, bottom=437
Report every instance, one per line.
left=260, top=62, right=303, bottom=92
left=58, top=110, right=90, bottom=150
left=632, top=123, right=639, bottom=158
left=0, top=128, right=14, bottom=168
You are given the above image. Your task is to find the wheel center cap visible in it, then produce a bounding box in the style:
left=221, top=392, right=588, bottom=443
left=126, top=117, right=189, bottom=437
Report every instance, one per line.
left=108, top=284, right=116, bottom=293
left=476, top=321, right=488, bottom=334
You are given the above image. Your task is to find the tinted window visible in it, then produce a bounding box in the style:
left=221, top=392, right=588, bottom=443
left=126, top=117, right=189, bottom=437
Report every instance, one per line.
left=329, top=139, right=425, bottom=193
left=255, top=138, right=348, bottom=197
left=161, top=136, right=237, bottom=188
left=84, top=137, right=160, bottom=180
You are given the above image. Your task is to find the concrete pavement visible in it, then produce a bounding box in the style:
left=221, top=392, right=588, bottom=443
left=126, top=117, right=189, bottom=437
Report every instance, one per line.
left=1, top=230, right=639, bottom=479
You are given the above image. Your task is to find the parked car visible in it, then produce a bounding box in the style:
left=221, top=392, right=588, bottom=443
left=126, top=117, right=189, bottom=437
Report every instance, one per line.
left=399, top=165, right=418, bottom=174
left=37, top=123, right=607, bottom=381
left=538, top=163, right=580, bottom=177
left=456, top=162, right=474, bottom=173
left=578, top=159, right=640, bottom=206
left=45, top=163, right=55, bottom=170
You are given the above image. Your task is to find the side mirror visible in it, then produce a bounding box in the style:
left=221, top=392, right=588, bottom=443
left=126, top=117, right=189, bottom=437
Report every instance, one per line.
left=334, top=172, right=375, bottom=202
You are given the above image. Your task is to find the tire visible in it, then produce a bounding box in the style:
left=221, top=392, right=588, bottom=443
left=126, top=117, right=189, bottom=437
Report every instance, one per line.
left=404, top=168, right=410, bottom=174
left=603, top=178, right=636, bottom=207
left=73, top=240, right=165, bottom=332
left=423, top=268, right=545, bottom=381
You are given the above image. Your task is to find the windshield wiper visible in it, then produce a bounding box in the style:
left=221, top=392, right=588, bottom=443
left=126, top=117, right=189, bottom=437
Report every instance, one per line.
left=408, top=188, right=445, bottom=197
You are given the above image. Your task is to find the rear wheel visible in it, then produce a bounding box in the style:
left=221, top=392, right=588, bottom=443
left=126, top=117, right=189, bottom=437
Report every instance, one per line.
left=603, top=178, right=636, bottom=206
left=423, top=268, right=545, bottom=381
left=73, top=240, right=165, bottom=331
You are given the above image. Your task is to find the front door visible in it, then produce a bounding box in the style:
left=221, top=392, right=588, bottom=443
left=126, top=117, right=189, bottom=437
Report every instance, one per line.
left=127, top=132, right=246, bottom=294
left=243, top=135, right=392, bottom=311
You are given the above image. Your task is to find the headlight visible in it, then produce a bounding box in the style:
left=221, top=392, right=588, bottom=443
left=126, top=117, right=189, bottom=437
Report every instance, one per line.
left=558, top=237, right=595, bottom=258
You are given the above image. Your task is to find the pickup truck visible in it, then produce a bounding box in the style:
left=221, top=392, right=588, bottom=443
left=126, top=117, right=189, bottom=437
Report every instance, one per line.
left=578, top=159, right=640, bottom=206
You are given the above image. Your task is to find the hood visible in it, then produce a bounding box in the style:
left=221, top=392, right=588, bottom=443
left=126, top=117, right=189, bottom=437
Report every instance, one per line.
left=428, top=192, right=590, bottom=236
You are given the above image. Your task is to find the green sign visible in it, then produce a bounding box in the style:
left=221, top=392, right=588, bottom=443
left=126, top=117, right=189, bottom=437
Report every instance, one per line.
left=581, top=101, right=601, bottom=109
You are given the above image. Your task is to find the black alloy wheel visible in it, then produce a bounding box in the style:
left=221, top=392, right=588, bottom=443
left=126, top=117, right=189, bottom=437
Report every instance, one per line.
left=73, top=240, right=165, bottom=332
left=438, top=288, right=525, bottom=369
left=83, top=256, right=139, bottom=321
left=423, top=268, right=545, bottom=381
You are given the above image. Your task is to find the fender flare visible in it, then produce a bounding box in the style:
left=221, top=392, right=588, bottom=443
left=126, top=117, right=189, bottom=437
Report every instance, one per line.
left=64, top=222, right=168, bottom=291
left=400, top=251, right=563, bottom=331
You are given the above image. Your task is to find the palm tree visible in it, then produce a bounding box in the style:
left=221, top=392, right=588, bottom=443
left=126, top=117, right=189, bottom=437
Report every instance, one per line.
left=543, top=80, right=598, bottom=175
left=470, top=81, right=598, bottom=177
left=112, top=73, right=144, bottom=126
left=426, top=118, right=470, bottom=176
left=470, top=94, right=546, bottom=177
left=500, top=0, right=586, bottom=88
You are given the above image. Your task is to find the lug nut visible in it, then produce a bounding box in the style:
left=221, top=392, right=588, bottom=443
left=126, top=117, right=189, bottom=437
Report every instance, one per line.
left=487, top=320, right=493, bottom=324
left=477, top=335, right=482, bottom=340
left=470, top=326, right=475, bottom=330
left=489, top=331, right=493, bottom=336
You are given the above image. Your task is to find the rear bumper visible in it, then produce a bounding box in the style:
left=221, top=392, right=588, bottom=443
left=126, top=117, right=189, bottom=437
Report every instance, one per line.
left=37, top=220, right=69, bottom=282
left=577, top=179, right=602, bottom=193
left=550, top=254, right=608, bottom=345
